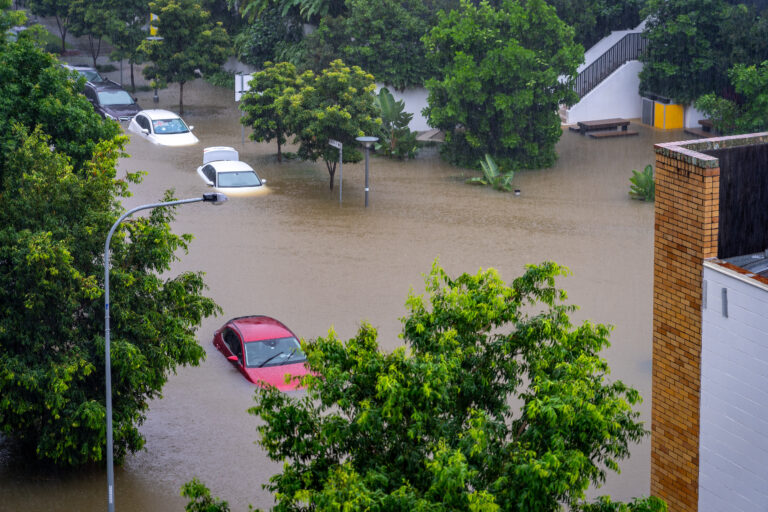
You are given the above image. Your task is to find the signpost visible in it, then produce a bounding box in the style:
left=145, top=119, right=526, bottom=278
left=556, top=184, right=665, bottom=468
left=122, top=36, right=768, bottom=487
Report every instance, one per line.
left=235, top=73, right=253, bottom=145
left=329, top=139, right=342, bottom=204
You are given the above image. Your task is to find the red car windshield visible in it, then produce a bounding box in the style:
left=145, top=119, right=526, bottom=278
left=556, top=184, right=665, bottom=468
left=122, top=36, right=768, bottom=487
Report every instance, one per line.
left=244, top=337, right=306, bottom=368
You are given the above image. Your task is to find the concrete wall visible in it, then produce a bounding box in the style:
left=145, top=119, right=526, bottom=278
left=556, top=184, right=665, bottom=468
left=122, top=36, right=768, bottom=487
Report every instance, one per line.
left=565, top=61, right=643, bottom=124
left=699, top=262, right=768, bottom=512
left=685, top=104, right=708, bottom=129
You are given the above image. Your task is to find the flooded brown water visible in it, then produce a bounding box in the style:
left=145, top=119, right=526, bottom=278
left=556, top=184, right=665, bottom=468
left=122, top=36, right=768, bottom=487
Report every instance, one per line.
left=0, top=75, right=688, bottom=511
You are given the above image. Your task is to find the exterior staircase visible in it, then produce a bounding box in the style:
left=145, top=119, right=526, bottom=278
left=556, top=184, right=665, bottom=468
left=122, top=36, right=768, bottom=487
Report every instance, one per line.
left=563, top=23, right=648, bottom=125
left=575, top=32, right=647, bottom=99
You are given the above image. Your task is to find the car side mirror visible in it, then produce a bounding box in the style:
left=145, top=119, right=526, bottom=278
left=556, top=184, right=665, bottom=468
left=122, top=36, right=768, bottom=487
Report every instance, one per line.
left=141, top=128, right=149, bottom=135
left=189, top=125, right=194, bottom=131
left=227, top=355, right=238, bottom=363
left=133, top=97, right=138, bottom=102
left=261, top=179, right=267, bottom=185
left=207, top=182, right=213, bottom=187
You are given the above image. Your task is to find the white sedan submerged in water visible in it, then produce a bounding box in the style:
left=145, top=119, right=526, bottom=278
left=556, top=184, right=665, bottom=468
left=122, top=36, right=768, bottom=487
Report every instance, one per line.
left=127, top=109, right=198, bottom=146
left=197, top=146, right=267, bottom=196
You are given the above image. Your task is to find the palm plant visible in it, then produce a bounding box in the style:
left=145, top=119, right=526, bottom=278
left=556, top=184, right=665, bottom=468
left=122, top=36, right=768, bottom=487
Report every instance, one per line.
left=467, top=154, right=515, bottom=192
left=373, top=88, right=418, bottom=159
left=629, top=164, right=655, bottom=201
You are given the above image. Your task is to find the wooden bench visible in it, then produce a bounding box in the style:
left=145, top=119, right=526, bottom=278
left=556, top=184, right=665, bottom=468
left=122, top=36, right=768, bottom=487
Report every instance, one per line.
left=588, top=130, right=639, bottom=139
left=699, top=119, right=714, bottom=132
left=685, top=127, right=717, bottom=139
left=577, top=118, right=631, bottom=134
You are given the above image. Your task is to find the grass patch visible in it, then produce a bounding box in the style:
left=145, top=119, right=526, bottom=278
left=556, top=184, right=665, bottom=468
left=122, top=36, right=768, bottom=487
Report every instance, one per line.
left=204, top=70, right=235, bottom=89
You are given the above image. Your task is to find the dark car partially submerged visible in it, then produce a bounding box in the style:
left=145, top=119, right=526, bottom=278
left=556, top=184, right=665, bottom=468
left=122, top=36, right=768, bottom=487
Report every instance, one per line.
left=83, top=81, right=141, bottom=122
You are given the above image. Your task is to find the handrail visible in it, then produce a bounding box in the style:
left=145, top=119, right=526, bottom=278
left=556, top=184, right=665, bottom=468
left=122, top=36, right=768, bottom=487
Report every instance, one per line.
left=575, top=32, right=648, bottom=98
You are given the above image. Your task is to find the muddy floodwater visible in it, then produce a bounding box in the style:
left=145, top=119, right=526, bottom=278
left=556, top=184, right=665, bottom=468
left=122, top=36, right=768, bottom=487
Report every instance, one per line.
left=0, top=76, right=689, bottom=511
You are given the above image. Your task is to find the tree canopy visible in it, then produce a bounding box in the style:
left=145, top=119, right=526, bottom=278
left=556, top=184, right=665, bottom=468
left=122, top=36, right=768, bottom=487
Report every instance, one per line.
left=187, top=261, right=664, bottom=511
left=139, top=0, right=230, bottom=114
left=694, top=60, right=768, bottom=134
left=0, top=18, right=220, bottom=466
left=284, top=59, right=381, bottom=189
left=0, top=37, right=121, bottom=182
left=423, top=0, right=582, bottom=170
left=300, top=0, right=445, bottom=89
left=240, top=61, right=299, bottom=162
left=28, top=0, right=71, bottom=53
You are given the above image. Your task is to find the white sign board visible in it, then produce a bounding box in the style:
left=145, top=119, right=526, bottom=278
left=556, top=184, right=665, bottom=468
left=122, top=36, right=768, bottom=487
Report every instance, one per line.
left=235, top=73, right=254, bottom=102
left=328, top=139, right=342, bottom=149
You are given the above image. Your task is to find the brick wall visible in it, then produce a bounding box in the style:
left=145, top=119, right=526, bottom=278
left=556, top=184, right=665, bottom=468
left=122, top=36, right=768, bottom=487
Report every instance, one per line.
left=651, top=142, right=720, bottom=511
left=651, top=133, right=768, bottom=511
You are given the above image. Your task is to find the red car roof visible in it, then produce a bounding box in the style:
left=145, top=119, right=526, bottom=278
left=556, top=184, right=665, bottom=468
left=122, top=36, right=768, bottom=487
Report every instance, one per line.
left=231, top=315, right=295, bottom=342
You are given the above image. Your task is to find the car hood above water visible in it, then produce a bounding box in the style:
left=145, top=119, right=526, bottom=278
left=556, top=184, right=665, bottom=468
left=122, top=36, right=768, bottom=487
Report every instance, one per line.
left=152, top=132, right=199, bottom=147
left=244, top=361, right=309, bottom=390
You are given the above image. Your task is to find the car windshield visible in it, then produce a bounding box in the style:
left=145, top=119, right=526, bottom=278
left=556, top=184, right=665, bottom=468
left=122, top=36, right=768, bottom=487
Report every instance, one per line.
left=217, top=171, right=261, bottom=188
left=244, top=337, right=306, bottom=368
left=80, top=70, right=105, bottom=83
left=152, top=118, right=189, bottom=134
left=98, top=90, right=134, bottom=106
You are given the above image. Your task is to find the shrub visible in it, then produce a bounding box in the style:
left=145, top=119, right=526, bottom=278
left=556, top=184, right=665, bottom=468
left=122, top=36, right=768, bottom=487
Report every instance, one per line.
left=629, top=164, right=655, bottom=201
left=466, top=154, right=515, bottom=192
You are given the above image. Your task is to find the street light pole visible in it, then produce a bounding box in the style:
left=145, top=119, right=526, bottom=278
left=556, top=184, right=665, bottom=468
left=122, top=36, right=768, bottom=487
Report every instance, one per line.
left=104, top=193, right=227, bottom=512
left=355, top=136, right=378, bottom=208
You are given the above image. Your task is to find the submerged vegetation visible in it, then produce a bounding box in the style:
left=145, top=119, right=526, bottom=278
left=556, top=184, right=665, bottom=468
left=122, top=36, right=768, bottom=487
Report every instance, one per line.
left=466, top=154, right=515, bottom=192
left=629, top=164, right=655, bottom=202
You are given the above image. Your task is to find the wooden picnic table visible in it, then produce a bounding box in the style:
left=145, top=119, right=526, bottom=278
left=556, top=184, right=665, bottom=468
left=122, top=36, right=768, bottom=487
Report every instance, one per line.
left=576, top=118, right=631, bottom=134
left=698, top=119, right=714, bottom=132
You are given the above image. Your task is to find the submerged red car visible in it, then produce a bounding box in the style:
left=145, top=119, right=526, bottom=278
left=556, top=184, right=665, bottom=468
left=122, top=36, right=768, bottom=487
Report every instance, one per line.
left=212, top=315, right=309, bottom=390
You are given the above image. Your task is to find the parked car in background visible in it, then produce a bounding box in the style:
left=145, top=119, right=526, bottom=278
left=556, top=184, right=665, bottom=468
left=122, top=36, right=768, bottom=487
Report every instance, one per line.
left=62, top=64, right=107, bottom=85
left=212, top=315, right=309, bottom=390
left=83, top=80, right=141, bottom=122
left=127, top=109, right=199, bottom=146
left=197, top=147, right=267, bottom=196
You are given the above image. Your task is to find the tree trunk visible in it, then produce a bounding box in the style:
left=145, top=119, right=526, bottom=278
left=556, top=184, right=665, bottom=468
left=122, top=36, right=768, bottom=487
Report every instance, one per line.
left=89, top=35, right=102, bottom=68
left=130, top=61, right=135, bottom=93
left=277, top=139, right=282, bottom=162
left=326, top=160, right=337, bottom=190
left=179, top=81, right=184, bottom=115
left=56, top=17, right=67, bottom=54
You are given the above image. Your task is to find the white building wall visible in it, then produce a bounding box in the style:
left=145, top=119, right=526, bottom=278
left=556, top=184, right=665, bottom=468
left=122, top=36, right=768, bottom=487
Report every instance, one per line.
left=565, top=60, right=643, bottom=124
left=377, top=84, right=431, bottom=132
left=699, top=262, right=768, bottom=512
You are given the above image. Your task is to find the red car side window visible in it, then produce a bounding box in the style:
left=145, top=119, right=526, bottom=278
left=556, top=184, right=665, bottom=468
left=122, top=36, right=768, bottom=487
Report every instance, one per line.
left=223, top=329, right=242, bottom=359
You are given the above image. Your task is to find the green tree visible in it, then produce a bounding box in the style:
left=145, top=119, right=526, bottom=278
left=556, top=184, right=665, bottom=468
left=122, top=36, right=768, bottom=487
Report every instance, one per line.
left=285, top=59, right=381, bottom=189
left=232, top=4, right=302, bottom=68
left=0, top=27, right=220, bottom=466
left=235, top=0, right=346, bottom=23
left=639, top=0, right=730, bottom=103
left=68, top=0, right=112, bottom=68
left=107, top=0, right=151, bottom=92
left=423, top=0, right=582, bottom=170
left=305, top=0, right=439, bottom=89
left=139, top=0, right=230, bottom=115
left=338, top=0, right=438, bottom=88
left=239, top=61, right=298, bottom=162
left=695, top=60, right=768, bottom=134
left=28, top=0, right=71, bottom=53
left=0, top=0, right=24, bottom=35
left=545, top=0, right=644, bottom=49
left=188, top=261, right=664, bottom=511
left=0, top=37, right=121, bottom=183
